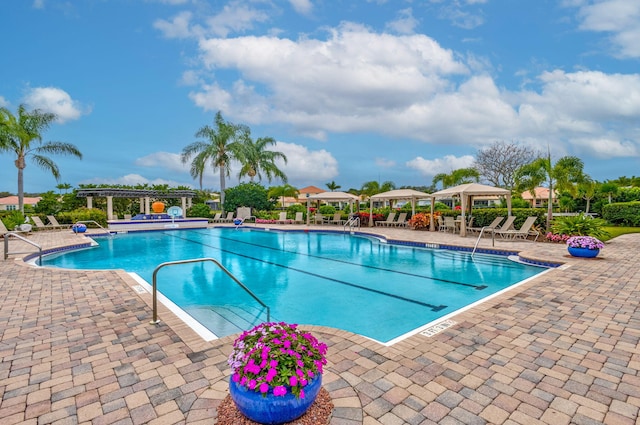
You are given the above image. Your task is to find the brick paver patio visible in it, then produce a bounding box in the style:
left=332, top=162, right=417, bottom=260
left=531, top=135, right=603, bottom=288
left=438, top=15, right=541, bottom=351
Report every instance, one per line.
left=1, top=225, right=638, bottom=424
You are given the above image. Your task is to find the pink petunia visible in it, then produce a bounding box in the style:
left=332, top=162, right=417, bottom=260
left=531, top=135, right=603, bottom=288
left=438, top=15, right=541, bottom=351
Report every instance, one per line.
left=289, top=376, right=298, bottom=386
left=273, top=386, right=287, bottom=396
left=259, top=383, right=269, bottom=393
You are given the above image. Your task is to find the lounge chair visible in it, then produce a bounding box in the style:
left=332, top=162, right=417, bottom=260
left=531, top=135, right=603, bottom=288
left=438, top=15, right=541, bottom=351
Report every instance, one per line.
left=211, top=212, right=222, bottom=222
left=494, top=216, right=540, bottom=241
left=496, top=216, right=516, bottom=232
left=392, top=212, right=408, bottom=227
left=329, top=213, right=345, bottom=225
left=0, top=220, right=8, bottom=236
left=221, top=212, right=234, bottom=223
left=468, top=216, right=503, bottom=235
left=292, top=212, right=304, bottom=224
left=30, top=216, right=58, bottom=231
left=276, top=212, right=290, bottom=224
left=376, top=212, right=396, bottom=227
left=314, top=213, right=325, bottom=225
left=47, top=215, right=71, bottom=229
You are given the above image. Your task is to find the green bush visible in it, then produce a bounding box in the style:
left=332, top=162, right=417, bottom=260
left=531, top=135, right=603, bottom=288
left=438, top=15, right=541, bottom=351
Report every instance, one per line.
left=224, top=182, right=274, bottom=212
left=467, top=208, right=546, bottom=229
left=602, top=201, right=640, bottom=226
left=318, top=205, right=336, bottom=215
left=56, top=208, right=108, bottom=227
left=550, top=213, right=609, bottom=238
left=2, top=211, right=26, bottom=230
left=188, top=203, right=212, bottom=218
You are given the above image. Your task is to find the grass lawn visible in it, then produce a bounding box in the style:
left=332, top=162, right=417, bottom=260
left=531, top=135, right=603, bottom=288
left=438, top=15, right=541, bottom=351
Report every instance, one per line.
left=602, top=226, right=640, bottom=241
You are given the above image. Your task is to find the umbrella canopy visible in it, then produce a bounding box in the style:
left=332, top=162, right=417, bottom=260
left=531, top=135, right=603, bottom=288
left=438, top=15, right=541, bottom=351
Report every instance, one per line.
left=430, top=183, right=512, bottom=235
left=368, top=189, right=431, bottom=226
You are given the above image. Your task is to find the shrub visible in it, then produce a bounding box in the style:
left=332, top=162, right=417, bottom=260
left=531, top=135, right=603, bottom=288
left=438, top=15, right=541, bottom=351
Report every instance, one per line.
left=188, top=203, right=212, bottom=218
left=601, top=201, right=640, bottom=226
left=2, top=211, right=26, bottom=230
left=224, top=183, right=274, bottom=213
left=550, top=213, right=609, bottom=239
left=408, top=212, right=440, bottom=230
left=318, top=205, right=336, bottom=215
left=56, top=208, right=108, bottom=227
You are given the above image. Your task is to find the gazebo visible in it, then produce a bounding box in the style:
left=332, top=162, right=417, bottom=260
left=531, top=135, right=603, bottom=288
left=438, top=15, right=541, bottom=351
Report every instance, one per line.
left=430, top=183, right=512, bottom=236
left=307, top=191, right=360, bottom=225
left=368, top=189, right=431, bottom=227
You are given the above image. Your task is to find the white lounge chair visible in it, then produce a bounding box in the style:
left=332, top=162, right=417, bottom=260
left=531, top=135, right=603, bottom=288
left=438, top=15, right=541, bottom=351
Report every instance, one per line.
left=468, top=216, right=504, bottom=235
left=276, top=212, right=290, bottom=224
left=47, top=215, right=71, bottom=229
left=314, top=213, right=325, bottom=225
left=392, top=212, right=408, bottom=227
left=293, top=212, right=304, bottom=224
left=494, top=216, right=540, bottom=241
left=376, top=212, right=396, bottom=227
left=220, top=212, right=234, bottom=223
left=30, top=216, right=57, bottom=231
left=329, top=213, right=345, bottom=225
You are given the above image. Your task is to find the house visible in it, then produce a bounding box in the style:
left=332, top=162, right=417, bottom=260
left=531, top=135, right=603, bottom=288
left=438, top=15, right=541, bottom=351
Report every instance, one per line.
left=0, top=196, right=41, bottom=211
left=521, top=187, right=557, bottom=208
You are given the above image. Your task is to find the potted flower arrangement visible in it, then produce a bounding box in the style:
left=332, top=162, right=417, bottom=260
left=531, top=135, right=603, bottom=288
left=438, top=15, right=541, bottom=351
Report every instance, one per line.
left=227, top=322, right=328, bottom=424
left=566, top=235, right=604, bottom=258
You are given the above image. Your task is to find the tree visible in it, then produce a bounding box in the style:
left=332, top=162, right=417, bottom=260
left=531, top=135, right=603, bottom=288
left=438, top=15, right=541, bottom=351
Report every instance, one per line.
left=599, top=181, right=619, bottom=204
left=432, top=168, right=479, bottom=189
left=56, top=182, right=72, bottom=194
left=360, top=180, right=395, bottom=198
left=325, top=181, right=341, bottom=192
left=268, top=184, right=299, bottom=209
left=515, top=154, right=585, bottom=229
left=579, top=179, right=597, bottom=214
left=474, top=141, right=539, bottom=190
left=236, top=134, right=288, bottom=183
left=224, top=182, right=275, bottom=212
left=0, top=104, right=83, bottom=212
left=181, top=111, right=243, bottom=204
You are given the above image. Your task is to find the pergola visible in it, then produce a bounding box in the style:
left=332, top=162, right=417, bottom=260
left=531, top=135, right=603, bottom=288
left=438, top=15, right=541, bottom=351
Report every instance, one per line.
left=430, top=183, right=512, bottom=236
left=368, top=189, right=431, bottom=227
left=76, top=188, right=197, bottom=220
left=306, top=191, right=360, bottom=225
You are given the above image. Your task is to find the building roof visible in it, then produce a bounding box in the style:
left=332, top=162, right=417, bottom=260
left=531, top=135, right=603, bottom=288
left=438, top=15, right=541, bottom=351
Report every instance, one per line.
left=521, top=187, right=557, bottom=200
left=0, top=196, right=41, bottom=205
left=297, top=186, right=324, bottom=195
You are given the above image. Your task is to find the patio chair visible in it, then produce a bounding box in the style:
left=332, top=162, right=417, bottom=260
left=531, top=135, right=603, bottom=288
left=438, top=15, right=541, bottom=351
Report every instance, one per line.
left=47, top=215, right=71, bottom=229
left=293, top=212, right=304, bottom=224
left=494, top=216, right=540, bottom=241
left=392, top=212, right=408, bottom=227
left=376, top=212, right=396, bottom=227
left=211, top=212, right=222, bottom=222
left=468, top=216, right=503, bottom=235
left=30, top=216, right=57, bottom=231
left=314, top=213, right=325, bottom=225
left=276, top=212, right=290, bottom=224
left=496, top=216, right=516, bottom=232
left=439, top=216, right=456, bottom=233
left=221, top=212, right=234, bottom=223
left=329, top=213, right=345, bottom=225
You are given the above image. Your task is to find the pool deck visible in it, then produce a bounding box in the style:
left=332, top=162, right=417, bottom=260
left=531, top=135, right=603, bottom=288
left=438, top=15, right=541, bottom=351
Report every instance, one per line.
left=1, top=224, right=639, bottom=424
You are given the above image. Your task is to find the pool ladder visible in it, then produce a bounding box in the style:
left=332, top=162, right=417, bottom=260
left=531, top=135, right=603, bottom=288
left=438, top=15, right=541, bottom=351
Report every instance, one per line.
left=343, top=216, right=360, bottom=232
left=471, top=227, right=496, bottom=257
left=149, top=258, right=270, bottom=325
left=3, top=232, right=42, bottom=264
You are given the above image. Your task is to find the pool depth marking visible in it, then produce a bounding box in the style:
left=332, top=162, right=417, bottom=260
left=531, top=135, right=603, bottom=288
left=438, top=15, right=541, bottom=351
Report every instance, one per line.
left=195, top=230, right=489, bottom=291
left=163, top=231, right=448, bottom=312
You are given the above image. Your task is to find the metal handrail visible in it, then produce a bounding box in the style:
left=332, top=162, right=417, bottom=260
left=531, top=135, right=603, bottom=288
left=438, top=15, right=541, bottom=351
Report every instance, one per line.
left=150, top=258, right=270, bottom=325
left=3, top=232, right=43, bottom=265
left=471, top=226, right=496, bottom=257
left=343, top=216, right=360, bottom=232
left=74, top=220, right=114, bottom=237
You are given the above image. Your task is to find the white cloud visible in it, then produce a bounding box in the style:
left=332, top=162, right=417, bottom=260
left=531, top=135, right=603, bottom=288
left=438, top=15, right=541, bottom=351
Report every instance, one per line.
left=569, top=137, right=639, bottom=158
left=23, top=87, right=87, bottom=123
left=386, top=8, right=419, bottom=35
left=273, top=142, right=339, bottom=183
left=134, top=152, right=189, bottom=173
left=406, top=155, right=476, bottom=177
left=573, top=0, right=640, bottom=58
left=32, top=0, right=44, bottom=9
left=289, top=0, right=313, bottom=15
left=375, top=158, right=396, bottom=168
left=205, top=2, right=270, bottom=37
left=154, top=11, right=199, bottom=39
left=0, top=96, right=9, bottom=108
left=80, top=173, right=189, bottom=187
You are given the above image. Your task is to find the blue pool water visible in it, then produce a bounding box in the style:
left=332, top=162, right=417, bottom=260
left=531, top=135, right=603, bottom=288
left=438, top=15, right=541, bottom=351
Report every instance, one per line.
left=41, top=228, right=545, bottom=343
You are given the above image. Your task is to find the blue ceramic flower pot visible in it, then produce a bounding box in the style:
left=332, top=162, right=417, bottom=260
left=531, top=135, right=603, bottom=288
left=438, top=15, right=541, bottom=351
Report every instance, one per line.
left=72, top=223, right=87, bottom=233
left=568, top=247, right=599, bottom=258
left=229, top=375, right=322, bottom=424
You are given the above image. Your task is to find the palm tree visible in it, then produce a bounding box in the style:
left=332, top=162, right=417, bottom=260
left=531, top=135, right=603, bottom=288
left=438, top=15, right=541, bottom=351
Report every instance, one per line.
left=181, top=111, right=243, bottom=205
left=325, top=181, right=341, bottom=192
left=432, top=168, right=480, bottom=189
left=599, top=181, right=619, bottom=204
left=515, top=154, right=585, bottom=229
left=360, top=180, right=395, bottom=198
left=579, top=178, right=597, bottom=214
left=0, top=104, right=83, bottom=212
left=268, top=184, right=299, bottom=209
left=236, top=134, right=288, bottom=183
left=56, top=182, right=72, bottom=194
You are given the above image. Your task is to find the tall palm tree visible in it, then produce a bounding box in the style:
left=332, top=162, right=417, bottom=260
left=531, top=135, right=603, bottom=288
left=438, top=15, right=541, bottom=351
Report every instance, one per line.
left=515, top=154, right=584, bottom=229
left=325, top=181, right=341, bottom=192
left=181, top=111, right=243, bottom=205
left=0, top=104, right=83, bottom=212
left=360, top=180, right=396, bottom=198
left=432, top=168, right=480, bottom=189
left=236, top=134, right=288, bottom=183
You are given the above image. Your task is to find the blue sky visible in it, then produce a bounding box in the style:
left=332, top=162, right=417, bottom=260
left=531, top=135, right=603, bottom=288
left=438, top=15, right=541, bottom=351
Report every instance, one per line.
left=1, top=0, right=639, bottom=194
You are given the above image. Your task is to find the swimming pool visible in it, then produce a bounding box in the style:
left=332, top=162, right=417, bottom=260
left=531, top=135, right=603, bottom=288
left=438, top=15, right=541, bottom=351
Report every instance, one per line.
left=41, top=228, right=547, bottom=344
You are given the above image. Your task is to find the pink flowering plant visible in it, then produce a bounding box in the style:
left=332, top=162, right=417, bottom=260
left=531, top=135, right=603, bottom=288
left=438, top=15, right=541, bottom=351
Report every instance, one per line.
left=566, top=236, right=604, bottom=250
left=228, top=322, right=328, bottom=399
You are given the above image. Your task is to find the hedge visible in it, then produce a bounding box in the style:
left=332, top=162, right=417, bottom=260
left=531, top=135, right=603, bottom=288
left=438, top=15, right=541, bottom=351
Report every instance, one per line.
left=602, top=201, right=640, bottom=226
